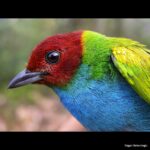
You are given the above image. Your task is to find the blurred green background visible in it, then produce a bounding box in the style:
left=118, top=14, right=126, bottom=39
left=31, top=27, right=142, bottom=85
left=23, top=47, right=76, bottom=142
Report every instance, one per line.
left=1, top=19, right=150, bottom=131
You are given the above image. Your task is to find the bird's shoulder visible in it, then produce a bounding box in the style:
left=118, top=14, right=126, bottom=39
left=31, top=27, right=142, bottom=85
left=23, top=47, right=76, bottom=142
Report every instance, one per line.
left=111, top=40, right=150, bottom=104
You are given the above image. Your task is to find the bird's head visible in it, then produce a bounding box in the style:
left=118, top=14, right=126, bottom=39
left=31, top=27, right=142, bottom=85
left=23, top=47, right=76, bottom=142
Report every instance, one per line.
left=8, top=31, right=83, bottom=88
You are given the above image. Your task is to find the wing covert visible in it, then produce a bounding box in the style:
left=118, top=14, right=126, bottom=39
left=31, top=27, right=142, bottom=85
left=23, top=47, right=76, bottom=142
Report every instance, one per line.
left=111, top=46, right=150, bottom=104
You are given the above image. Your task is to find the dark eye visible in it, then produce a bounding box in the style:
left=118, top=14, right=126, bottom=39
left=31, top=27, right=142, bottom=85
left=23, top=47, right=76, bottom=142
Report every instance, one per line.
left=45, top=51, right=60, bottom=64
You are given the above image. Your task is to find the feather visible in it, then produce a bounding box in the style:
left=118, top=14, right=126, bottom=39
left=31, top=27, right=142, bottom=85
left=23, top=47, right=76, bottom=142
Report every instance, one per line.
left=112, top=46, right=150, bottom=104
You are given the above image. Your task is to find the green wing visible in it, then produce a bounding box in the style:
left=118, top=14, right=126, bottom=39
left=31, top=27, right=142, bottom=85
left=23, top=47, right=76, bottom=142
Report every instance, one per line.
left=111, top=46, right=150, bottom=104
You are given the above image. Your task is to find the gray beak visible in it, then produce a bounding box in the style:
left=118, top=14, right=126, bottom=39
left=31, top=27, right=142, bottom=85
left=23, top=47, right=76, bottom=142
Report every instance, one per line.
left=8, top=69, right=45, bottom=89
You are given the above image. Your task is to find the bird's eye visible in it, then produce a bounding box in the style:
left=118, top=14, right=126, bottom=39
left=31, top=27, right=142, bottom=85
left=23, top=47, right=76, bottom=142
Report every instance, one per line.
left=45, top=51, right=60, bottom=64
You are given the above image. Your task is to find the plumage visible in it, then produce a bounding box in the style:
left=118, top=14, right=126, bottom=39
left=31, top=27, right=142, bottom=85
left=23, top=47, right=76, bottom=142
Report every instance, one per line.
left=8, top=30, right=150, bottom=131
left=112, top=46, right=150, bottom=104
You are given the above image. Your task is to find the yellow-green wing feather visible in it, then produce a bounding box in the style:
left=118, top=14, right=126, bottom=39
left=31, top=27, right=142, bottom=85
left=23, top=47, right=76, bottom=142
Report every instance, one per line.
left=111, top=46, right=150, bottom=104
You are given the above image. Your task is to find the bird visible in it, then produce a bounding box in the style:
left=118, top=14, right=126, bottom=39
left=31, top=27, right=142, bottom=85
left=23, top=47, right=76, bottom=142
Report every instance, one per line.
left=8, top=30, right=150, bottom=131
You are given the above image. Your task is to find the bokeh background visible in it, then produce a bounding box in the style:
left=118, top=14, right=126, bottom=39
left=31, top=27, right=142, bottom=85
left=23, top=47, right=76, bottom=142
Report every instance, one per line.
left=1, top=19, right=150, bottom=131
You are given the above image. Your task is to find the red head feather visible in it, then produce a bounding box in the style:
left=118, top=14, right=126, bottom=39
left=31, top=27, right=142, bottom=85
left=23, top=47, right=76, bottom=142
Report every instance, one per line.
left=27, top=31, right=83, bottom=86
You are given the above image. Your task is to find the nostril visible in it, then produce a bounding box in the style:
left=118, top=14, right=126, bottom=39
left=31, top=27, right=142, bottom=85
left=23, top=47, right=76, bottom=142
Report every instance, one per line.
left=25, top=69, right=31, bottom=73
left=42, top=72, right=49, bottom=75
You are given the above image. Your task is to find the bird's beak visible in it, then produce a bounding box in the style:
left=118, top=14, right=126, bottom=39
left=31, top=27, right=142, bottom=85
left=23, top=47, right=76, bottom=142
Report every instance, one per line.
left=8, top=69, right=46, bottom=89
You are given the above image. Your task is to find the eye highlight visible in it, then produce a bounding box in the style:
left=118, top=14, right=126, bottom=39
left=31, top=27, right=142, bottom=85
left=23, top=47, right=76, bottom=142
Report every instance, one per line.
left=45, top=51, right=60, bottom=64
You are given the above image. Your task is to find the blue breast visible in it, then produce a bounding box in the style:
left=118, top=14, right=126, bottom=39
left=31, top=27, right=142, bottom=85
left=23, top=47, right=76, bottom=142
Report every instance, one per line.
left=53, top=64, right=150, bottom=131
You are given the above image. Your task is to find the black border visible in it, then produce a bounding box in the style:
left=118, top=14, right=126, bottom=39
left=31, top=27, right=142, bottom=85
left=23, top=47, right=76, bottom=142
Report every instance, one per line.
left=1, top=3, right=150, bottom=148
left=1, top=2, right=150, bottom=18
left=0, top=132, right=149, bottom=148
